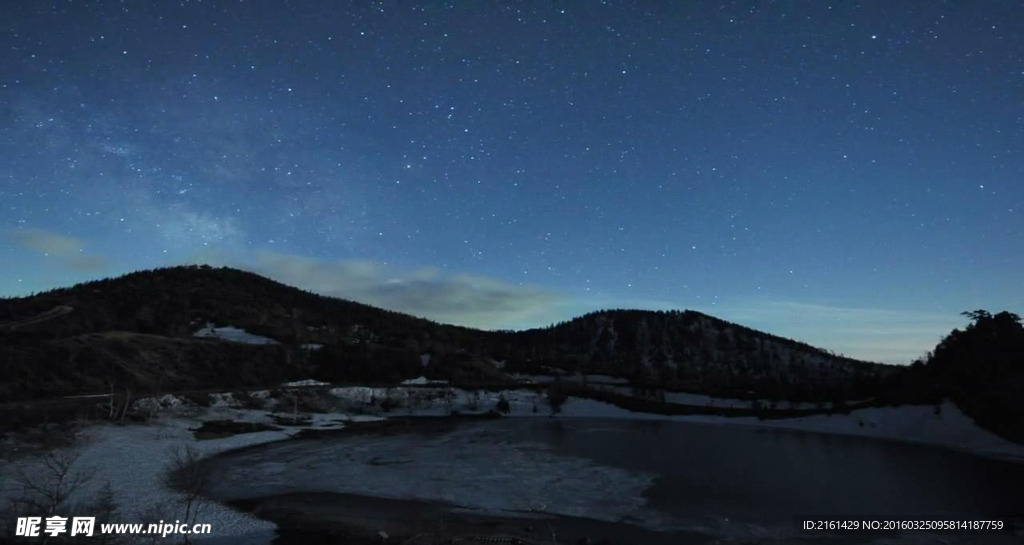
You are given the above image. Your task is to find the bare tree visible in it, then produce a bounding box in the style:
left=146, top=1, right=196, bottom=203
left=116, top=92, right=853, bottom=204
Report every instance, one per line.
left=14, top=450, right=94, bottom=517
left=162, top=446, right=212, bottom=545
left=104, top=385, right=135, bottom=422
left=119, top=387, right=134, bottom=422
left=107, top=378, right=118, bottom=419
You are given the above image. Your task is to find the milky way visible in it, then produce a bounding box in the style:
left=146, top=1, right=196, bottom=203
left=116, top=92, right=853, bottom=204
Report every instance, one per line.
left=2, top=2, right=1022, bottom=363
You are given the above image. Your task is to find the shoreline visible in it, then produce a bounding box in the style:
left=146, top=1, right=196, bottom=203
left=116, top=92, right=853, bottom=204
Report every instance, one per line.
left=537, top=396, right=1024, bottom=463
left=4, top=386, right=1023, bottom=545
left=195, top=409, right=1024, bottom=544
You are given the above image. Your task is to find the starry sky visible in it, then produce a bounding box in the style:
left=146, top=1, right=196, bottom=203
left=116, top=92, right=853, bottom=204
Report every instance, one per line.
left=2, top=1, right=1022, bottom=363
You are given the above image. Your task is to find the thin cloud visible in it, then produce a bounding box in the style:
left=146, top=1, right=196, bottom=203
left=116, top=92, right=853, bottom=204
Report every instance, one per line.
left=7, top=228, right=82, bottom=257
left=234, top=250, right=571, bottom=330
left=5, top=228, right=112, bottom=273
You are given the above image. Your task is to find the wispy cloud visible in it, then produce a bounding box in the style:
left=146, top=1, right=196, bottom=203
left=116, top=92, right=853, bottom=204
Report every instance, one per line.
left=715, top=299, right=964, bottom=364
left=3, top=227, right=960, bottom=364
left=228, top=250, right=571, bottom=330
left=5, top=228, right=112, bottom=273
left=7, top=228, right=82, bottom=256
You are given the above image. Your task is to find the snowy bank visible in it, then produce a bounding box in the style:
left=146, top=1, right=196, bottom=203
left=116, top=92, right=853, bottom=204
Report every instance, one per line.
left=0, top=417, right=287, bottom=544
left=2, top=385, right=1020, bottom=545
left=0, top=401, right=384, bottom=545
left=321, top=384, right=1024, bottom=461
left=555, top=397, right=1024, bottom=462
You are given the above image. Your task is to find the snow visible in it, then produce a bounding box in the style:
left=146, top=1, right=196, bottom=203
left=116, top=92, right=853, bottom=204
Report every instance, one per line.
left=3, top=384, right=1021, bottom=545
left=329, top=386, right=539, bottom=417
left=732, top=401, right=1024, bottom=461
left=208, top=392, right=240, bottom=407
left=279, top=378, right=329, bottom=387
left=0, top=400, right=386, bottom=545
left=554, top=397, right=1024, bottom=462
left=192, top=323, right=279, bottom=345
left=590, top=387, right=834, bottom=409
left=133, top=393, right=188, bottom=413
left=0, top=418, right=289, bottom=544
left=662, top=390, right=747, bottom=407
left=662, top=391, right=828, bottom=409
left=513, top=373, right=630, bottom=385
left=199, top=399, right=1024, bottom=543
left=399, top=376, right=448, bottom=386
left=324, top=385, right=1024, bottom=460
left=322, top=385, right=1024, bottom=460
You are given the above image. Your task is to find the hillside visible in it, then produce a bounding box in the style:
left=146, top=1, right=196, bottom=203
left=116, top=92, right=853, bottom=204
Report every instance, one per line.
left=0, top=265, right=890, bottom=404
left=499, top=310, right=890, bottom=401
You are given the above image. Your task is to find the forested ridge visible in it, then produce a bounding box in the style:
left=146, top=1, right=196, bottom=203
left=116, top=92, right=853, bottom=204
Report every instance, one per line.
left=1, top=266, right=1019, bottom=441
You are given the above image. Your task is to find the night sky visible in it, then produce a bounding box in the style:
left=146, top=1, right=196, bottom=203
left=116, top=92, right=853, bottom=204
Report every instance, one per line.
left=2, top=1, right=1022, bottom=363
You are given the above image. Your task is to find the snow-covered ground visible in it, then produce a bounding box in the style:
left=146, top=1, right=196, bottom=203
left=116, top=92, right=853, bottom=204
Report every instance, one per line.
left=590, top=386, right=845, bottom=410
left=2, top=382, right=1021, bottom=545
left=512, top=373, right=630, bottom=384
left=0, top=400, right=383, bottom=544
left=278, top=378, right=330, bottom=388
left=399, top=376, right=450, bottom=386
left=1, top=417, right=286, bottom=543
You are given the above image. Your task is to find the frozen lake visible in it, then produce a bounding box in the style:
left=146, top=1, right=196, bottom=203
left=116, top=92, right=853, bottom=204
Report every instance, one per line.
left=202, top=417, right=1024, bottom=541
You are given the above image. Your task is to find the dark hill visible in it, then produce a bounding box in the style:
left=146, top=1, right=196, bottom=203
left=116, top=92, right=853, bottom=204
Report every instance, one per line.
left=0, top=265, right=891, bottom=403
left=0, top=264, right=453, bottom=342
left=492, top=309, right=890, bottom=400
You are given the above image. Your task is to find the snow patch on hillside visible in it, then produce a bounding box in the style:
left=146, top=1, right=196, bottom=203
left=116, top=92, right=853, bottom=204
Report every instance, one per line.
left=192, top=324, right=279, bottom=345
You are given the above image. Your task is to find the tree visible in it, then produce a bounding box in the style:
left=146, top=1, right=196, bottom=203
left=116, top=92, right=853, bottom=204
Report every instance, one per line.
left=921, top=309, right=1024, bottom=442
left=14, top=450, right=94, bottom=517
left=546, top=380, right=568, bottom=415
left=163, top=446, right=212, bottom=545
left=495, top=394, right=511, bottom=414
left=960, top=309, right=992, bottom=323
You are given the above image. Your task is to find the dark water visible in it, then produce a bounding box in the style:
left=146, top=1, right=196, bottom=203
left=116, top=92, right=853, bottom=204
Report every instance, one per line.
left=205, top=417, right=1024, bottom=539
left=535, top=418, right=1024, bottom=524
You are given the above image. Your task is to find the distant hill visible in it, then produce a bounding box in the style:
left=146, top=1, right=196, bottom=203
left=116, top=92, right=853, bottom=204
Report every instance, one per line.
left=492, top=309, right=891, bottom=401
left=0, top=265, right=891, bottom=403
